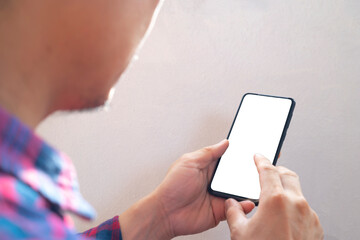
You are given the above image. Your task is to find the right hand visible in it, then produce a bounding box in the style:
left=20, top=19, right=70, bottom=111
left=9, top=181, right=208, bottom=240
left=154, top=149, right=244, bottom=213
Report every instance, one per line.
left=225, top=154, right=324, bottom=240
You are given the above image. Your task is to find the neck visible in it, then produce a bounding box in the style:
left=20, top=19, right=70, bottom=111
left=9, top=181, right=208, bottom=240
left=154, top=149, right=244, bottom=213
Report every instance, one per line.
left=0, top=6, right=55, bottom=129
left=0, top=72, right=53, bottom=129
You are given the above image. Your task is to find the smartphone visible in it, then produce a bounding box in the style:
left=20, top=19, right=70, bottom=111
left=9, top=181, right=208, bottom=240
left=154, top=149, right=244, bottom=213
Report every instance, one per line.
left=209, top=93, right=295, bottom=204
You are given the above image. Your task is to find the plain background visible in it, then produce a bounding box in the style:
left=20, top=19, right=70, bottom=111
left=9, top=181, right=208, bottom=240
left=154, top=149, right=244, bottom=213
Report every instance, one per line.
left=38, top=0, right=360, bottom=239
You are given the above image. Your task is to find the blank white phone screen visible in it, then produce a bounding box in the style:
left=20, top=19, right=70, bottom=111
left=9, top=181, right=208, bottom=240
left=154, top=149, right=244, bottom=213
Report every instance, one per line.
left=211, top=94, right=292, bottom=200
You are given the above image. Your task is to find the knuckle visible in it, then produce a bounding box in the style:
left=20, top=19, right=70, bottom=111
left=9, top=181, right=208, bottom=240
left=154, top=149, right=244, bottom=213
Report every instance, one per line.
left=286, top=171, right=299, bottom=179
left=276, top=166, right=287, bottom=172
left=272, top=191, right=286, bottom=202
left=277, top=166, right=299, bottom=178
left=258, top=163, right=276, bottom=173
left=267, top=191, right=287, bottom=209
left=180, top=153, right=199, bottom=166
left=294, top=197, right=310, bottom=215
left=200, top=147, right=213, bottom=157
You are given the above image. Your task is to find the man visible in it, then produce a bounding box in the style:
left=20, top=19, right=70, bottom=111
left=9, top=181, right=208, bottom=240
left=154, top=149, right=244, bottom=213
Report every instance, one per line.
left=0, top=1, right=323, bottom=239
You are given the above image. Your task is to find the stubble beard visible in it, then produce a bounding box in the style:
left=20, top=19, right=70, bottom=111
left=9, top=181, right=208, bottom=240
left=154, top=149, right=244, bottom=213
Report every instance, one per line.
left=73, top=87, right=116, bottom=114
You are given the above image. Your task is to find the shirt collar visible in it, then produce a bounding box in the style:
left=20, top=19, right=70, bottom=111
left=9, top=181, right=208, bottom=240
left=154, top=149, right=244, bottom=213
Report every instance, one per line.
left=0, top=107, right=95, bottom=220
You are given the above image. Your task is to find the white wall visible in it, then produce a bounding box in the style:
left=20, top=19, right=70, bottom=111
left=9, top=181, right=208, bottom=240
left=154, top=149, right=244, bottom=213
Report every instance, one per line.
left=38, top=0, right=360, bottom=239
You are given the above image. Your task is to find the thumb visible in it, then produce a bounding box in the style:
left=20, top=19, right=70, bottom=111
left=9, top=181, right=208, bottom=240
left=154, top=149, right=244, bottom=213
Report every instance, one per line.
left=211, top=139, right=229, bottom=159
left=225, top=199, right=248, bottom=231
left=188, top=139, right=229, bottom=169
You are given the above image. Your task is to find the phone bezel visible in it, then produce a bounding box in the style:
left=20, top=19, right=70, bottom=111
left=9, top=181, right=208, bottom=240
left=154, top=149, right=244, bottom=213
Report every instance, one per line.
left=208, top=93, right=296, bottom=205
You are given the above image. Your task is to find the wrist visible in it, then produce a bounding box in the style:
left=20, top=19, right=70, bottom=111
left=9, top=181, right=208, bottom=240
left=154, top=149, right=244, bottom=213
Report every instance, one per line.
left=119, top=193, right=173, bottom=240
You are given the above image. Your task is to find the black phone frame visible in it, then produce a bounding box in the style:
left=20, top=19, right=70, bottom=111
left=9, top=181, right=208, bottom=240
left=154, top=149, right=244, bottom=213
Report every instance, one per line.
left=208, top=93, right=296, bottom=206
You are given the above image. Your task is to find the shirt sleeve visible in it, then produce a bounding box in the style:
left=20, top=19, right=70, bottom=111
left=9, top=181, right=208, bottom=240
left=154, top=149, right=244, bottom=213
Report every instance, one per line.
left=78, top=216, right=122, bottom=240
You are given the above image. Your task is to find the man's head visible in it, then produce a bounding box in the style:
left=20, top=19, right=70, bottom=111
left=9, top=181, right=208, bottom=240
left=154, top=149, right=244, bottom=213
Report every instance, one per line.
left=0, top=0, right=162, bottom=126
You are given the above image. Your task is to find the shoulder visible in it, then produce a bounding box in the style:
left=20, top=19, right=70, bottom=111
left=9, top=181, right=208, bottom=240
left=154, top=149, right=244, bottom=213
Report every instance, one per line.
left=0, top=173, right=78, bottom=240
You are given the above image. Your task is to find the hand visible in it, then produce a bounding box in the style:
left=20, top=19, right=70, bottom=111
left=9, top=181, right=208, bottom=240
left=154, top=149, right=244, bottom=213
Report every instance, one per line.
left=119, top=140, right=255, bottom=240
left=225, top=154, right=324, bottom=240
left=153, top=139, right=255, bottom=238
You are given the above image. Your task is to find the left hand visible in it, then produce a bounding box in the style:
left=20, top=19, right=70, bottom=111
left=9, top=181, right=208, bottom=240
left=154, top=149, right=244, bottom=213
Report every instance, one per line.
left=153, top=139, right=255, bottom=238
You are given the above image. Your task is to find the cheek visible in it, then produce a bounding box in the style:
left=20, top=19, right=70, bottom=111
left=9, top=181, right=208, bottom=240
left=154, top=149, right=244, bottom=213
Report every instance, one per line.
left=59, top=23, right=133, bottom=88
left=43, top=1, right=158, bottom=109
left=47, top=2, right=148, bottom=89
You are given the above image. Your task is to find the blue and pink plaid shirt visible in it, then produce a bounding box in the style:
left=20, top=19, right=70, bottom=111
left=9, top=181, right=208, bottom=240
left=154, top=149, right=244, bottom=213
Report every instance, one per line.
left=0, top=107, right=122, bottom=239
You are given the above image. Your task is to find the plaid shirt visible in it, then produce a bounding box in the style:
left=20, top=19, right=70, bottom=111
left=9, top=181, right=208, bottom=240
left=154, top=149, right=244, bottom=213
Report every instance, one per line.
left=0, top=107, right=122, bottom=239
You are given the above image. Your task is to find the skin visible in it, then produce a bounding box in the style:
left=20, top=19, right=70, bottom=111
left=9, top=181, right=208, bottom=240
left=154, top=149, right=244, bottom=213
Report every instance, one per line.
left=226, top=154, right=324, bottom=240
left=0, top=1, right=324, bottom=239
left=119, top=140, right=256, bottom=239
left=0, top=0, right=161, bottom=127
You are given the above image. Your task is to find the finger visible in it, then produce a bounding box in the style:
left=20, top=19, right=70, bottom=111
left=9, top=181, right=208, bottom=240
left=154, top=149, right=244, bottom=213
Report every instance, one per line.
left=184, top=139, right=229, bottom=169
left=277, top=166, right=303, bottom=196
left=210, top=196, right=227, bottom=222
left=207, top=139, right=229, bottom=161
left=254, top=154, right=283, bottom=196
left=211, top=198, right=254, bottom=223
left=225, top=199, right=248, bottom=230
left=239, top=200, right=255, bottom=214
